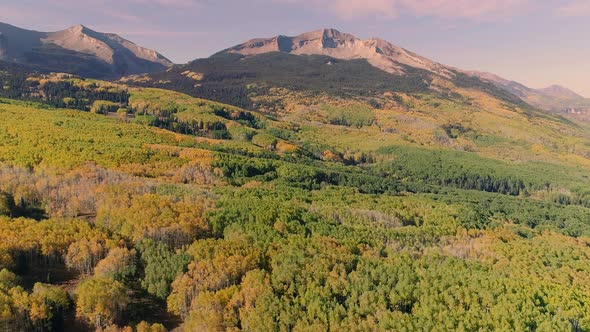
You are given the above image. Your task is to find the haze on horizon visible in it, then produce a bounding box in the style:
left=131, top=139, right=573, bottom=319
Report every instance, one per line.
left=1, top=0, right=589, bottom=96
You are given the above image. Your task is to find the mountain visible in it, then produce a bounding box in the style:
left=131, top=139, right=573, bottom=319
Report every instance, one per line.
left=128, top=28, right=527, bottom=111
left=222, top=28, right=454, bottom=78
left=529, top=85, right=590, bottom=114
left=215, top=28, right=588, bottom=115
left=5, top=27, right=590, bottom=331
left=0, top=22, right=172, bottom=78
left=467, top=71, right=530, bottom=97
left=539, top=84, right=583, bottom=99
left=470, top=71, right=590, bottom=113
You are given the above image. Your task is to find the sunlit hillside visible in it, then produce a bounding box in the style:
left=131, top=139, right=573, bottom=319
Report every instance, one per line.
left=1, top=63, right=590, bottom=331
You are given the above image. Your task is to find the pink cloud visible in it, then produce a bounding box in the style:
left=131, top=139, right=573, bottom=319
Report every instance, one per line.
left=44, top=0, right=201, bottom=11
left=331, top=0, right=398, bottom=19
left=557, top=1, right=590, bottom=17
left=128, top=0, right=199, bottom=7
left=273, top=0, right=396, bottom=18
left=102, top=8, right=142, bottom=22
left=399, top=0, right=531, bottom=22
left=29, top=0, right=201, bottom=24
left=274, top=0, right=531, bottom=21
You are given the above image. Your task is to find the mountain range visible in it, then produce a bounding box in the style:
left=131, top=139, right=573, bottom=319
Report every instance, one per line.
left=0, top=23, right=588, bottom=113
left=469, top=70, right=590, bottom=113
left=131, top=27, right=590, bottom=114
left=228, top=29, right=590, bottom=113
left=0, top=22, right=172, bottom=78
left=3, top=22, right=590, bottom=332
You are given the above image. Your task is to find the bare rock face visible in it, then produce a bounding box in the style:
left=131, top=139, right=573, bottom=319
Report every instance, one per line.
left=0, top=22, right=173, bottom=78
left=224, top=28, right=454, bottom=78
left=43, top=25, right=116, bottom=64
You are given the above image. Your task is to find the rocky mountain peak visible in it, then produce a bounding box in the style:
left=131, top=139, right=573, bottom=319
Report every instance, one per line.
left=224, top=28, right=453, bottom=77
left=0, top=22, right=173, bottom=78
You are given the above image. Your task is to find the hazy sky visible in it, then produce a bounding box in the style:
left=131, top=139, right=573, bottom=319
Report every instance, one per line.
left=2, top=0, right=590, bottom=96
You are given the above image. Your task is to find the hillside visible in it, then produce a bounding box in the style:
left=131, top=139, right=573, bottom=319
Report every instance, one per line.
left=2, top=28, right=590, bottom=331
left=127, top=54, right=525, bottom=116
left=119, top=28, right=587, bottom=170
left=0, top=22, right=172, bottom=78
left=2, top=76, right=590, bottom=330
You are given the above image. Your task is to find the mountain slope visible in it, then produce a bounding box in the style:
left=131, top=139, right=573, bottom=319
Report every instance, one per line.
left=4, top=67, right=590, bottom=330
left=124, top=51, right=438, bottom=109
left=0, top=22, right=172, bottom=78
left=4, top=25, right=590, bottom=332
left=115, top=28, right=590, bottom=172
left=5, top=77, right=590, bottom=331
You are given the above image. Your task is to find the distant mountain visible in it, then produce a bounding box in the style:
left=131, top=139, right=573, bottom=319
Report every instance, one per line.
left=538, top=85, right=583, bottom=100
left=470, top=71, right=590, bottom=113
left=0, top=22, right=173, bottom=78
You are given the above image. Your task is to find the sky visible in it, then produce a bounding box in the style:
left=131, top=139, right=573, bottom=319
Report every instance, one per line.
left=1, top=0, right=590, bottom=96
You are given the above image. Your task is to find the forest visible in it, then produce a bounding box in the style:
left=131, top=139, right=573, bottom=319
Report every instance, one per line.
left=2, top=68, right=590, bottom=332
